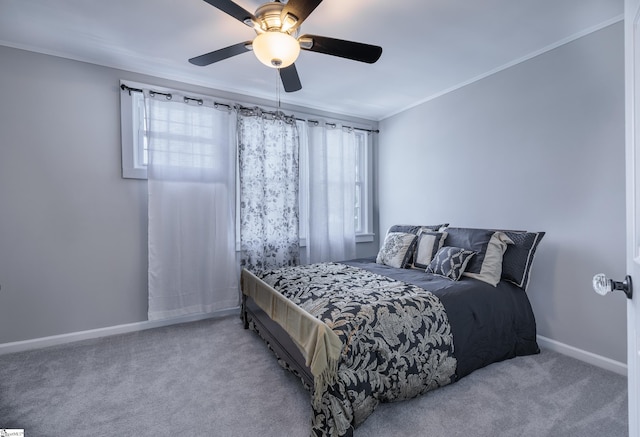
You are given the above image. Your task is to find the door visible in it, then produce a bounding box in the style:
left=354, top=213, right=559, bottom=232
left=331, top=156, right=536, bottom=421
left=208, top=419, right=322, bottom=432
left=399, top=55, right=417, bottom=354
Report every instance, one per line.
left=627, top=0, right=640, bottom=435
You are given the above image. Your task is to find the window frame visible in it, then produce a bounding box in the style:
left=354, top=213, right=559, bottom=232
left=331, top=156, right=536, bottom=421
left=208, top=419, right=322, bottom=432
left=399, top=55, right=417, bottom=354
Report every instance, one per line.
left=120, top=81, right=148, bottom=179
left=353, top=130, right=374, bottom=243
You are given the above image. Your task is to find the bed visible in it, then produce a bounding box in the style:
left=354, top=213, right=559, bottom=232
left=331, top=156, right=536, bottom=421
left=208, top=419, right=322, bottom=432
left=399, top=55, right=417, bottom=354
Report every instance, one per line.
left=241, top=225, right=544, bottom=437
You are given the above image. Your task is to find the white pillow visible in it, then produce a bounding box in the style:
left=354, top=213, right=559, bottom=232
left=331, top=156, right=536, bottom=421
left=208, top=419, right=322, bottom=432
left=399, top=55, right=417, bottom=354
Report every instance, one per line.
left=412, top=231, right=448, bottom=270
left=376, top=232, right=418, bottom=268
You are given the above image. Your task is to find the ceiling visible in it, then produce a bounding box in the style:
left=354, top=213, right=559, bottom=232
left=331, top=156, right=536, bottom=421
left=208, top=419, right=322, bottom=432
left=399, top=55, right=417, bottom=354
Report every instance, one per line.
left=0, top=0, right=623, bottom=121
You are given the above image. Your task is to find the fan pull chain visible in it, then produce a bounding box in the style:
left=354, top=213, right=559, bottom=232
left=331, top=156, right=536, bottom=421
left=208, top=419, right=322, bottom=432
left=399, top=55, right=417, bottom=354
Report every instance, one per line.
left=276, top=68, right=281, bottom=111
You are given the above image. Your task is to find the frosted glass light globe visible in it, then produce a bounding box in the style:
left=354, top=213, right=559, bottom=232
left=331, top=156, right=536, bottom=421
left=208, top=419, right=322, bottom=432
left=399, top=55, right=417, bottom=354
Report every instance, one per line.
left=253, top=31, right=300, bottom=68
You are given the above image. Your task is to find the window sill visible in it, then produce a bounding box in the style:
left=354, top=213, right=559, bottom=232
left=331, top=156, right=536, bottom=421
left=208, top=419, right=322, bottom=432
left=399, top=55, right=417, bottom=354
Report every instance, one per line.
left=122, top=166, right=147, bottom=179
left=356, top=233, right=375, bottom=243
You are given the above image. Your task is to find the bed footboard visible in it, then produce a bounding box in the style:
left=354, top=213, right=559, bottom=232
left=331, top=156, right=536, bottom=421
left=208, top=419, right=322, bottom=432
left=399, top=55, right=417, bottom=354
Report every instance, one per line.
left=242, top=294, right=314, bottom=388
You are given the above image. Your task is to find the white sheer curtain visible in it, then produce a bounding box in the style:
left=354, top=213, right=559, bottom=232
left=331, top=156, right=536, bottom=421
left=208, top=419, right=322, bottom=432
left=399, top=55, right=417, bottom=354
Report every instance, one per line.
left=306, top=122, right=357, bottom=263
left=146, top=94, right=238, bottom=321
left=237, top=108, right=300, bottom=271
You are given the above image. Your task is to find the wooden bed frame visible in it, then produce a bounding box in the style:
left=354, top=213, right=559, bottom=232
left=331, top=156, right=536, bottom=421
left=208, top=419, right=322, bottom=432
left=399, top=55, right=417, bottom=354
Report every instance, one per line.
left=242, top=294, right=314, bottom=388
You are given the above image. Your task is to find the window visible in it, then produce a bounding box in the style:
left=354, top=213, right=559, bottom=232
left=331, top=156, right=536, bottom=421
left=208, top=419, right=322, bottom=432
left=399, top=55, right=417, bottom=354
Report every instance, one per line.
left=354, top=130, right=373, bottom=242
left=120, top=84, right=149, bottom=179
left=121, top=80, right=375, bottom=242
left=296, top=123, right=373, bottom=245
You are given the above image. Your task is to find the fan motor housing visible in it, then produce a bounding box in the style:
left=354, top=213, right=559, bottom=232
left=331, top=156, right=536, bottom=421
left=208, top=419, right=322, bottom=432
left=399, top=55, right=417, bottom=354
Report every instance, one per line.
left=255, top=2, right=287, bottom=31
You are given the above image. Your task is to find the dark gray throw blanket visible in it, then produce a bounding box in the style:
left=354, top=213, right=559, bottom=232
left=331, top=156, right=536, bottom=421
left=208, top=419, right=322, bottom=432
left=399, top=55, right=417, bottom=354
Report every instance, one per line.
left=258, top=263, right=457, bottom=437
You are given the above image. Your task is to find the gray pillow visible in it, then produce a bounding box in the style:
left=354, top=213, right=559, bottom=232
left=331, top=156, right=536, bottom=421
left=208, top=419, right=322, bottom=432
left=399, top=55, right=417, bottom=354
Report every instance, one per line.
left=444, top=228, right=513, bottom=286
left=388, top=224, right=449, bottom=235
left=501, top=231, right=545, bottom=290
left=426, top=246, right=476, bottom=281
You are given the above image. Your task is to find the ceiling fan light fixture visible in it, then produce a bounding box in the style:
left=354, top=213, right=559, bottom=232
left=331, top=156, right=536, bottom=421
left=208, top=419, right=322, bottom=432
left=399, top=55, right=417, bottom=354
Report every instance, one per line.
left=253, top=31, right=300, bottom=68
left=280, top=13, right=298, bottom=32
left=191, top=0, right=383, bottom=92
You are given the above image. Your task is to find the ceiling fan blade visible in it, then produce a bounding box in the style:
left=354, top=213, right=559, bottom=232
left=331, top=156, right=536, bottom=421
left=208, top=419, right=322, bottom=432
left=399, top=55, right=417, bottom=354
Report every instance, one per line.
left=201, top=0, right=256, bottom=26
left=299, top=34, right=382, bottom=64
left=279, top=64, right=302, bottom=92
left=280, top=0, right=322, bottom=32
left=189, top=42, right=252, bottom=66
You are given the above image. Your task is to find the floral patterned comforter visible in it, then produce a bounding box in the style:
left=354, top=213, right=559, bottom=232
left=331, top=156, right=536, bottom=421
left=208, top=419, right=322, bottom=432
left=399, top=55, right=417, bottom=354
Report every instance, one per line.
left=257, top=262, right=458, bottom=437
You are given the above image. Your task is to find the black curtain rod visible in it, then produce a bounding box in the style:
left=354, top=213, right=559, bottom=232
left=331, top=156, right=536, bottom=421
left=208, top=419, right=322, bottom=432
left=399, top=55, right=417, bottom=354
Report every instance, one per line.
left=120, top=84, right=233, bottom=111
left=120, top=83, right=379, bottom=134
left=305, top=119, right=379, bottom=134
left=120, top=84, right=143, bottom=95
left=234, top=104, right=379, bottom=134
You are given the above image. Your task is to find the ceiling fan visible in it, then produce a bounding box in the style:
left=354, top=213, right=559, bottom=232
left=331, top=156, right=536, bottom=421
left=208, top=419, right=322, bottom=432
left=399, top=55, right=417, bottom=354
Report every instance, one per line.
left=188, top=0, right=383, bottom=92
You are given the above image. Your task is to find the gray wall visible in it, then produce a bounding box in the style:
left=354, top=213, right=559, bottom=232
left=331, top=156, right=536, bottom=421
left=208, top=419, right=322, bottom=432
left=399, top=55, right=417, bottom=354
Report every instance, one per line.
left=0, top=45, right=379, bottom=344
left=378, top=22, right=627, bottom=363
left=0, top=22, right=626, bottom=364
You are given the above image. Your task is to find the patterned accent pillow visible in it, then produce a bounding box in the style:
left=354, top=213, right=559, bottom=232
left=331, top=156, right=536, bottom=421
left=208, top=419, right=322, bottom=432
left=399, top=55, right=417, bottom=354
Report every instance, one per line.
left=376, top=232, right=418, bottom=268
left=501, top=231, right=545, bottom=290
left=444, top=228, right=513, bottom=286
left=412, top=231, right=448, bottom=270
left=426, top=246, right=476, bottom=281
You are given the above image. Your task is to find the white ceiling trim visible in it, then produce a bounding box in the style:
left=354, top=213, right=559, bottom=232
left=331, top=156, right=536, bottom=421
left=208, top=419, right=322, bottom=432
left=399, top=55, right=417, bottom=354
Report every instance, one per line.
left=381, top=14, right=624, bottom=121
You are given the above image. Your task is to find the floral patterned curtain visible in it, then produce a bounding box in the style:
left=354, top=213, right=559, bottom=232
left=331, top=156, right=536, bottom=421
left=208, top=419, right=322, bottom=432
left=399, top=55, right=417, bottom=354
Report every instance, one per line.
left=237, top=108, right=300, bottom=271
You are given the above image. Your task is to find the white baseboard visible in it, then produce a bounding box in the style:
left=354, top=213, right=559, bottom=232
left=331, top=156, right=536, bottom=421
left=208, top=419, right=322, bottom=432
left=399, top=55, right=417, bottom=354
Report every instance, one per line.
left=0, top=307, right=240, bottom=355
left=537, top=335, right=627, bottom=376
